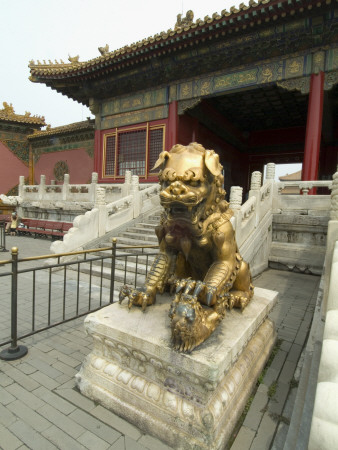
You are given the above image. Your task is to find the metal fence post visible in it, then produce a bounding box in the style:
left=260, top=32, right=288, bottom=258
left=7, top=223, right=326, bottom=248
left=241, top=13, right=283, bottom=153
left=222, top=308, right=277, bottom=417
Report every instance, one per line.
left=0, top=221, right=8, bottom=252
left=109, top=238, right=117, bottom=304
left=0, top=247, right=28, bottom=360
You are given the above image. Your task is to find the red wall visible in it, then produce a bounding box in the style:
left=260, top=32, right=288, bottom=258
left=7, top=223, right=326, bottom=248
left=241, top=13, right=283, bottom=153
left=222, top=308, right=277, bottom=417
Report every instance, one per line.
left=34, top=148, right=94, bottom=184
left=0, top=142, right=29, bottom=194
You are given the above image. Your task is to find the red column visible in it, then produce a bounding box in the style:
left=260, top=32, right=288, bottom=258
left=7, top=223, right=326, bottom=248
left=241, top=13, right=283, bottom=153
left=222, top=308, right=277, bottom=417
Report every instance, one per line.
left=28, top=142, right=34, bottom=185
left=191, top=117, right=199, bottom=143
left=168, top=101, right=178, bottom=149
left=94, top=129, right=101, bottom=177
left=302, top=72, right=325, bottom=193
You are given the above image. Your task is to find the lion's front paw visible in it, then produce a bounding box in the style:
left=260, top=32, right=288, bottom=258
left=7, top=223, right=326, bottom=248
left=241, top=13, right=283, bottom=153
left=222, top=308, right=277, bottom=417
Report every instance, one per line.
left=175, top=279, right=218, bottom=307
left=119, top=285, right=155, bottom=311
left=175, top=278, right=197, bottom=294
left=170, top=293, right=222, bottom=352
left=228, top=286, right=254, bottom=311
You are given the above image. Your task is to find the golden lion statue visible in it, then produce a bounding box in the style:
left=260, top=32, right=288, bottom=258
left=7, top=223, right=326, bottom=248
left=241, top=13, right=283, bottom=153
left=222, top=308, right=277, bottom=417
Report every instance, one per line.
left=119, top=143, right=253, bottom=352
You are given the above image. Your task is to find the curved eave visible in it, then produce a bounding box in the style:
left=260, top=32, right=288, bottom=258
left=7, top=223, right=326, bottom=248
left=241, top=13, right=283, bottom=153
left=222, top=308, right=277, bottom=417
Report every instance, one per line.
left=29, top=0, right=325, bottom=84
left=27, top=120, right=95, bottom=140
left=0, top=116, right=46, bottom=127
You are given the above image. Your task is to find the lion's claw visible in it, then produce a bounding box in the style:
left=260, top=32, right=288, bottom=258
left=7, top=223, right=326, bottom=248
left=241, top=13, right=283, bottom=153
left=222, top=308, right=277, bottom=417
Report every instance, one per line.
left=193, top=281, right=205, bottom=297
left=228, top=288, right=254, bottom=311
left=119, top=285, right=155, bottom=311
left=175, top=278, right=191, bottom=294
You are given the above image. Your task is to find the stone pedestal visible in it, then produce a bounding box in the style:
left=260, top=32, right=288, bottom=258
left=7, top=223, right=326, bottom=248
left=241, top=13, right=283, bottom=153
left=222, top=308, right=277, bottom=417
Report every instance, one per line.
left=76, top=288, right=278, bottom=450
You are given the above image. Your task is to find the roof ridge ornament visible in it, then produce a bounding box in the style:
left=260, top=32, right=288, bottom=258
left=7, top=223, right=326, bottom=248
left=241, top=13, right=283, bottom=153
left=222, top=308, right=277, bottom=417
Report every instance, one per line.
left=0, top=102, right=45, bottom=125
left=175, top=10, right=194, bottom=31
left=1, top=102, right=15, bottom=116
left=98, top=44, right=109, bottom=56
left=68, top=54, right=80, bottom=64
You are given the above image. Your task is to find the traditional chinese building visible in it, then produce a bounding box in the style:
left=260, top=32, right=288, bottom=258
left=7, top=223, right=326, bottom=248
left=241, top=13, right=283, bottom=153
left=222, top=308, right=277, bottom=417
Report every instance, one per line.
left=28, top=0, right=338, bottom=195
left=0, top=100, right=95, bottom=196
left=27, top=119, right=95, bottom=186
left=0, top=102, right=45, bottom=196
left=0, top=102, right=95, bottom=195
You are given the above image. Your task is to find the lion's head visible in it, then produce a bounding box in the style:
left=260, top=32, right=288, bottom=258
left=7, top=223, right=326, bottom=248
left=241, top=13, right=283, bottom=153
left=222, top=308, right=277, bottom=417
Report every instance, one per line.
left=153, top=143, right=228, bottom=228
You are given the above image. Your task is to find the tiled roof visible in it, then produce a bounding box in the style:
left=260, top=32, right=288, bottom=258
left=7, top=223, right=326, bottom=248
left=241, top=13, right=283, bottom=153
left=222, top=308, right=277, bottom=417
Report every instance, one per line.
left=27, top=119, right=95, bottom=139
left=29, top=0, right=318, bottom=81
left=0, top=102, right=45, bottom=126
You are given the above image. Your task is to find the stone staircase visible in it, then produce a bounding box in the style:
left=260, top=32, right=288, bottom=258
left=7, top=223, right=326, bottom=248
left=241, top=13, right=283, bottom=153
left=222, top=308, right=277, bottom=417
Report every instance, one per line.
left=79, top=210, right=161, bottom=297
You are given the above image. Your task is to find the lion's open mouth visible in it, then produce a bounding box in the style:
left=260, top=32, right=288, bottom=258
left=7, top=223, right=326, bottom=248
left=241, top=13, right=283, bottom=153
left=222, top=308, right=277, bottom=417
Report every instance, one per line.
left=163, top=201, right=204, bottom=224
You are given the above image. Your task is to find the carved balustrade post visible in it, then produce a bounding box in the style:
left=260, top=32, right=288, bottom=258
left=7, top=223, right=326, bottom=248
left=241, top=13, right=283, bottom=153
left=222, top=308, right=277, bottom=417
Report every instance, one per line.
left=38, top=175, right=46, bottom=201
left=62, top=174, right=69, bottom=201
left=18, top=176, right=25, bottom=198
left=330, top=172, right=338, bottom=220
left=50, top=180, right=55, bottom=186
left=95, top=186, right=106, bottom=207
left=91, top=172, right=98, bottom=184
left=90, top=172, right=98, bottom=203
left=95, top=186, right=107, bottom=237
left=250, top=171, right=262, bottom=191
left=122, top=170, right=132, bottom=197
left=249, top=171, right=262, bottom=226
left=265, top=163, right=276, bottom=211
left=266, top=163, right=275, bottom=180
left=229, top=186, right=243, bottom=240
left=229, top=186, right=243, bottom=210
left=131, top=175, right=139, bottom=192
left=131, top=175, right=140, bottom=218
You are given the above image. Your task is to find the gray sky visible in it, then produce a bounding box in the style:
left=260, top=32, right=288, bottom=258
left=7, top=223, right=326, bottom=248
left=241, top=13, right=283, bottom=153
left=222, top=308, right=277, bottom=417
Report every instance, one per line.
left=1, top=0, right=301, bottom=178
left=2, top=0, right=244, bottom=127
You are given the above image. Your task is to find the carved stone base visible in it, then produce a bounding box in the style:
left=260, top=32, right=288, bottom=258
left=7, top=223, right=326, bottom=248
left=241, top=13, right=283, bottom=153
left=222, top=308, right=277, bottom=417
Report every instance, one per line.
left=76, top=288, right=277, bottom=450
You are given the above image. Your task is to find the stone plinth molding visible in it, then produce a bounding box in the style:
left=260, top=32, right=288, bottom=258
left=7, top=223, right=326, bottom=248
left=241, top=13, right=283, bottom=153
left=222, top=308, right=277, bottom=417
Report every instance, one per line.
left=76, top=288, right=277, bottom=449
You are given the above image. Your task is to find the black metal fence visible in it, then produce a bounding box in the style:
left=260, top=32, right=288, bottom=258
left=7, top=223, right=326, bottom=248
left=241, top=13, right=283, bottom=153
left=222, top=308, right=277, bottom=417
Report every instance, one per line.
left=0, top=240, right=158, bottom=360
left=0, top=221, right=8, bottom=252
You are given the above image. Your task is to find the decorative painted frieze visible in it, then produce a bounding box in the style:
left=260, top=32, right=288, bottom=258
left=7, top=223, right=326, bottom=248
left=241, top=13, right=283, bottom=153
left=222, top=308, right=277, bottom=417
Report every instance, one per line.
left=101, top=105, right=168, bottom=129
left=177, top=97, right=201, bottom=115
left=277, top=77, right=311, bottom=94
left=101, top=88, right=168, bottom=116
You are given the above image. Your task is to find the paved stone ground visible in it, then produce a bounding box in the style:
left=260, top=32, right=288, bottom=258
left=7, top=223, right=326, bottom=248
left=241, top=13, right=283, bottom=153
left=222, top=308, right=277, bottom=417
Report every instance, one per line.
left=0, top=235, right=320, bottom=449
left=230, top=270, right=319, bottom=450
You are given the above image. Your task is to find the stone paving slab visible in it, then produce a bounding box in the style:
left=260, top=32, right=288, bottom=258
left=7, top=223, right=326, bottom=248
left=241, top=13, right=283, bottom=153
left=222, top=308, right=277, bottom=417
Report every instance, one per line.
left=230, top=270, right=319, bottom=450
left=0, top=236, right=320, bottom=450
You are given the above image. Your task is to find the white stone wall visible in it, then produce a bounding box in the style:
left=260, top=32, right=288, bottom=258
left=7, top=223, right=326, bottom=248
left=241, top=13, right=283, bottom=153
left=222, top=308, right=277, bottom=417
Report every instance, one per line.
left=309, top=237, right=338, bottom=450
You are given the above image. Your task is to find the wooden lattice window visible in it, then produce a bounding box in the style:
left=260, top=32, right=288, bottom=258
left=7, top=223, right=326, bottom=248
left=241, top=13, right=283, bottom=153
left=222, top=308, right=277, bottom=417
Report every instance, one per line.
left=103, top=124, right=165, bottom=178
left=148, top=128, right=164, bottom=171
left=117, top=129, right=146, bottom=176
left=105, top=135, right=116, bottom=176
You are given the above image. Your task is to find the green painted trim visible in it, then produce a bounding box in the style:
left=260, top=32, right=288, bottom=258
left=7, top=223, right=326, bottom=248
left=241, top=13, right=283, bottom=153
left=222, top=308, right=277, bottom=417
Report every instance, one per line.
left=174, top=47, right=338, bottom=101
left=101, top=87, right=168, bottom=116
left=101, top=105, right=169, bottom=129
